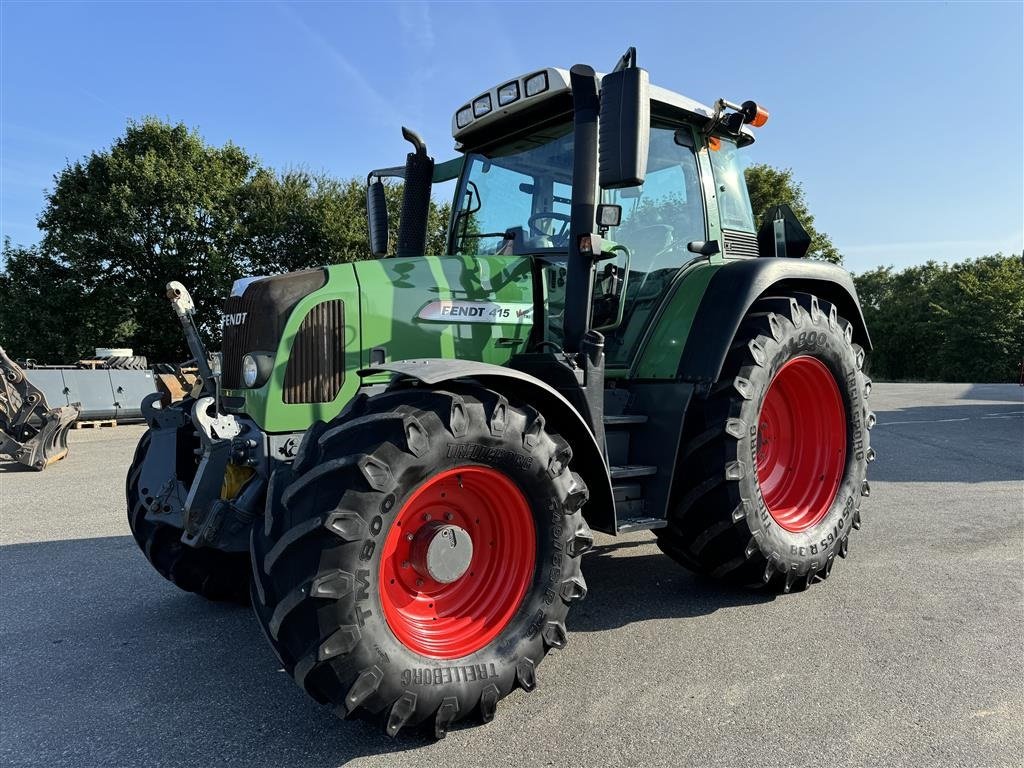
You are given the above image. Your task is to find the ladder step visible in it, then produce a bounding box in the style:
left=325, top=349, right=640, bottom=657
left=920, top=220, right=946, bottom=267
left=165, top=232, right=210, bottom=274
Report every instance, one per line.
left=616, top=516, right=668, bottom=533
left=610, top=465, right=657, bottom=480
left=613, top=483, right=643, bottom=502
left=604, top=414, right=648, bottom=428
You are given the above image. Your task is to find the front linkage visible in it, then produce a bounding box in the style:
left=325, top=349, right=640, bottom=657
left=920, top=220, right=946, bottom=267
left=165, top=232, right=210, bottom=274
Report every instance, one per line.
left=127, top=283, right=291, bottom=600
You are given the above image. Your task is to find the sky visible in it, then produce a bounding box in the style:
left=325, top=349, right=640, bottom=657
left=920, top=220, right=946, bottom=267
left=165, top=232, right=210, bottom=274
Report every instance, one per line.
left=1, top=0, right=1022, bottom=274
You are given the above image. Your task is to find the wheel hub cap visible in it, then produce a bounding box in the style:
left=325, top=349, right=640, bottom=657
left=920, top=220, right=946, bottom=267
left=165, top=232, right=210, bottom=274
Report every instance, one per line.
left=411, top=522, right=474, bottom=584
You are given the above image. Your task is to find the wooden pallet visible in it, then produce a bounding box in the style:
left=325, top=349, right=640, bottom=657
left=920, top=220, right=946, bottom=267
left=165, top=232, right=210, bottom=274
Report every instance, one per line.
left=71, top=419, right=117, bottom=429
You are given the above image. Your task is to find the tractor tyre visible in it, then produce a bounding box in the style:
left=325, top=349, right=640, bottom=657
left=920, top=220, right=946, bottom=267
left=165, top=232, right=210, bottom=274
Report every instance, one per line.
left=250, top=384, right=592, bottom=738
left=104, top=355, right=148, bottom=370
left=656, top=293, right=875, bottom=592
left=126, top=431, right=250, bottom=603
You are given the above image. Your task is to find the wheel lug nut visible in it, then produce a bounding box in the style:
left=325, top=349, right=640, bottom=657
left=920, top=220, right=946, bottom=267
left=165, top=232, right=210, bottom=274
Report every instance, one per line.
left=445, top=512, right=454, bottom=521
left=416, top=578, right=424, bottom=587
left=401, top=561, right=410, bottom=569
left=406, top=533, right=414, bottom=541
left=422, top=513, right=431, bottom=521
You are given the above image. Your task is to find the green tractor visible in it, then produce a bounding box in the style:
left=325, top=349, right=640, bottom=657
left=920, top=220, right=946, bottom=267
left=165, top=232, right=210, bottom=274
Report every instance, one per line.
left=128, top=48, right=874, bottom=738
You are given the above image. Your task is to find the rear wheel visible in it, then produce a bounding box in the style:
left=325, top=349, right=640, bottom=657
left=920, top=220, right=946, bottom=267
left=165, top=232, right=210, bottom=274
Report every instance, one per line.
left=126, top=430, right=250, bottom=603
left=250, top=384, right=592, bottom=738
left=657, top=293, right=875, bottom=592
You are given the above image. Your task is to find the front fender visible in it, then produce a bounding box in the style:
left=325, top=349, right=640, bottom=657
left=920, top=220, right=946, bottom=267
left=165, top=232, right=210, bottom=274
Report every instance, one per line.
left=678, top=258, right=872, bottom=385
left=362, top=359, right=616, bottom=534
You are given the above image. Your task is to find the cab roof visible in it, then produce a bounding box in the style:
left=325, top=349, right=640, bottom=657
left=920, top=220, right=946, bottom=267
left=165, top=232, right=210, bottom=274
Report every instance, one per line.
left=451, top=67, right=754, bottom=147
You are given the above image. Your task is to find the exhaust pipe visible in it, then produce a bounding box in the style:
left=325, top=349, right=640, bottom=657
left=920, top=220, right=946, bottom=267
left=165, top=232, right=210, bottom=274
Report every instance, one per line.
left=396, top=127, right=435, bottom=258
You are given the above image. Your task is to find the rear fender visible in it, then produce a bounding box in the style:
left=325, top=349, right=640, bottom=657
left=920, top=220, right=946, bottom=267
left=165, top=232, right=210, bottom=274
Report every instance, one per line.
left=678, top=258, right=871, bottom=386
left=362, top=360, right=616, bottom=534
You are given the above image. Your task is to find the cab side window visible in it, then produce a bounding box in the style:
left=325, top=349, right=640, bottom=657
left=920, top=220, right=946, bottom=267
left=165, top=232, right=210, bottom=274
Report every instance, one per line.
left=709, top=138, right=755, bottom=233
left=601, top=125, right=705, bottom=365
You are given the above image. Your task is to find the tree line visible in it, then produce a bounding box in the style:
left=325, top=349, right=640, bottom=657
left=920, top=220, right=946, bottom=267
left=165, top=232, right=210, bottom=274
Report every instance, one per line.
left=0, top=119, right=449, bottom=362
left=1, top=118, right=1020, bottom=381
left=854, top=256, right=1023, bottom=383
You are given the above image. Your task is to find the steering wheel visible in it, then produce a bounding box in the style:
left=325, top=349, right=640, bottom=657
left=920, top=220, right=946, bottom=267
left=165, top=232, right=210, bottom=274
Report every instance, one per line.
left=528, top=212, right=571, bottom=244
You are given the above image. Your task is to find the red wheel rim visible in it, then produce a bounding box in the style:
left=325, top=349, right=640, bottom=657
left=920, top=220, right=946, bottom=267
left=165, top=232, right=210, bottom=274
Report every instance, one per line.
left=756, top=356, right=847, bottom=532
left=379, top=466, right=536, bottom=659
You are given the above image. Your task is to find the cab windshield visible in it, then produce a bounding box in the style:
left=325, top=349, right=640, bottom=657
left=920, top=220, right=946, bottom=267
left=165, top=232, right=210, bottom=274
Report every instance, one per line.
left=452, top=123, right=574, bottom=256
left=452, top=119, right=708, bottom=367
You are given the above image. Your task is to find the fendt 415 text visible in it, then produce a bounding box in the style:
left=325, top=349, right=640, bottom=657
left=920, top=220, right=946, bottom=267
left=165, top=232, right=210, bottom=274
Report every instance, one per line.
left=127, top=48, right=875, bottom=739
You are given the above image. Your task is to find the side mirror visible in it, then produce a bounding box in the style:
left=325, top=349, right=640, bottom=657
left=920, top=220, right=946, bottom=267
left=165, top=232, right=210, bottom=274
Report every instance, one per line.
left=366, top=178, right=389, bottom=257
left=598, top=66, right=650, bottom=189
left=687, top=240, right=721, bottom=256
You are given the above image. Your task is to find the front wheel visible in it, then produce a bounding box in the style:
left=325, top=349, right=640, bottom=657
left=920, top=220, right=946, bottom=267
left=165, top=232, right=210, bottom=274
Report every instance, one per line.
left=250, top=384, right=592, bottom=738
left=657, top=293, right=875, bottom=592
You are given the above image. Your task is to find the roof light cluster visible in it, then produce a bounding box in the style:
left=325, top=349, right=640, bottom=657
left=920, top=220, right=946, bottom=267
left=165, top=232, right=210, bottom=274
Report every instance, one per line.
left=454, top=70, right=551, bottom=132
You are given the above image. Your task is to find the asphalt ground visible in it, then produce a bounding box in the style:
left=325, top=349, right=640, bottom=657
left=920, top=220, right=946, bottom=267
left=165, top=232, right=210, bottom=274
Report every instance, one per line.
left=1, top=383, right=1022, bottom=767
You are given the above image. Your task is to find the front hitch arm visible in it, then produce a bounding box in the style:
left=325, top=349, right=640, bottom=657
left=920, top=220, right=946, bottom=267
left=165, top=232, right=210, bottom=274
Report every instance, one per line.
left=165, top=281, right=216, bottom=390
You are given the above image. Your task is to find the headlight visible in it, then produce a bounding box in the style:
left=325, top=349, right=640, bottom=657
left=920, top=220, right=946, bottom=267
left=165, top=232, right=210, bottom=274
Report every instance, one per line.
left=455, top=105, right=473, bottom=128
left=498, top=81, right=519, bottom=106
left=472, top=94, right=492, bottom=118
left=525, top=71, right=548, bottom=97
left=242, top=354, right=259, bottom=388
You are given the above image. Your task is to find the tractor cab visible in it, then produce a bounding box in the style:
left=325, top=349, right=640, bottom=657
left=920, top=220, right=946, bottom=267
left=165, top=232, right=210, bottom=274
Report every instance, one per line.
left=437, top=62, right=764, bottom=371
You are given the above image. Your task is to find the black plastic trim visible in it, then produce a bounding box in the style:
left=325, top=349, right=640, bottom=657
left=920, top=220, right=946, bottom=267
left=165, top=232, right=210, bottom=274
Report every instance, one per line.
left=678, top=258, right=872, bottom=384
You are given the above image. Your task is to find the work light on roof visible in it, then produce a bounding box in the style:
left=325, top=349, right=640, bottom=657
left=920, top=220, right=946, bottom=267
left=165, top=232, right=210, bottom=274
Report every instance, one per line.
left=524, top=71, right=548, bottom=97
left=498, top=81, right=520, bottom=106
left=472, top=94, right=492, bottom=118
left=456, top=105, right=473, bottom=129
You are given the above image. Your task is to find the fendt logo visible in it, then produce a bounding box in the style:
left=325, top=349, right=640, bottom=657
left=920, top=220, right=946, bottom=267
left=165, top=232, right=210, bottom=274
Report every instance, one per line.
left=222, top=312, right=248, bottom=327
left=416, top=300, right=533, bottom=324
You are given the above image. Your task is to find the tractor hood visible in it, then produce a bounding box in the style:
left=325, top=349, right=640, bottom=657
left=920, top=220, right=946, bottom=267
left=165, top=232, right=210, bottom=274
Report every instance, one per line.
left=221, top=256, right=535, bottom=434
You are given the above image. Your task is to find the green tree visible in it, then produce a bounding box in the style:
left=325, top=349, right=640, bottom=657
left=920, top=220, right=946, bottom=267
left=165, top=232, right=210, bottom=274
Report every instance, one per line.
left=854, top=254, right=1024, bottom=382
left=1, top=118, right=453, bottom=362
left=0, top=240, right=115, bottom=362
left=35, top=118, right=258, bottom=361
left=935, top=255, right=1024, bottom=381
left=744, top=164, right=842, bottom=264
left=854, top=262, right=949, bottom=380
left=238, top=171, right=451, bottom=275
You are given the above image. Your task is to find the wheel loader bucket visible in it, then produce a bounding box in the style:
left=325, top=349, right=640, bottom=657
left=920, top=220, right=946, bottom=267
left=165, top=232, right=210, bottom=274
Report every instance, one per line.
left=0, top=347, right=81, bottom=471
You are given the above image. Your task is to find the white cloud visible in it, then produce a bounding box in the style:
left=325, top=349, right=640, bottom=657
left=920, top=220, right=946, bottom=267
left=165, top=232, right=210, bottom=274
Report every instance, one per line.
left=397, top=1, right=434, bottom=52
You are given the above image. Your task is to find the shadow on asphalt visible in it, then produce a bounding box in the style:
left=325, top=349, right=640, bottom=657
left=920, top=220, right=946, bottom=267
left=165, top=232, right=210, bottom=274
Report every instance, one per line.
left=0, top=536, right=433, bottom=765
left=0, top=532, right=782, bottom=764
left=960, top=383, right=1024, bottom=401
left=570, top=538, right=774, bottom=633
left=0, top=461, right=36, bottom=473
left=868, top=402, right=1023, bottom=483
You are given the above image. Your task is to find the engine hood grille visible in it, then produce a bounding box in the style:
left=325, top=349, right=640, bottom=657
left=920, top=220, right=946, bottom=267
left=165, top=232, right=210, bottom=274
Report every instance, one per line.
left=220, top=268, right=327, bottom=389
